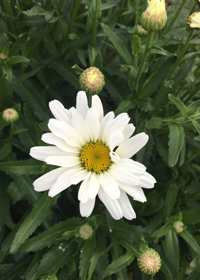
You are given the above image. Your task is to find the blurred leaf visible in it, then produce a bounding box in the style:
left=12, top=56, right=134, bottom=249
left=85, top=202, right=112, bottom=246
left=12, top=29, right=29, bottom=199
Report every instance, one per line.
left=101, top=23, right=132, bottom=65
left=0, top=77, right=13, bottom=111
left=146, top=117, right=162, bottom=129
left=7, top=181, right=23, bottom=204
left=0, top=159, right=44, bottom=175
left=101, top=0, right=121, bottom=10
left=186, top=266, right=200, bottom=280
left=22, top=6, right=56, bottom=22
left=180, top=230, right=200, bottom=255
left=182, top=207, right=200, bottom=224
left=6, top=55, right=29, bottom=65
left=12, top=67, right=42, bottom=85
left=161, top=261, right=173, bottom=280
left=168, top=94, right=188, bottom=116
left=190, top=119, right=200, bottom=134
left=0, top=173, right=10, bottom=230
left=132, top=35, right=141, bottom=55
left=163, top=184, right=179, bottom=219
left=150, top=46, right=177, bottom=57
left=103, top=249, right=135, bottom=278
left=168, top=123, right=185, bottom=167
left=115, top=99, right=135, bottom=115
left=0, top=143, right=12, bottom=160
left=10, top=193, right=53, bottom=253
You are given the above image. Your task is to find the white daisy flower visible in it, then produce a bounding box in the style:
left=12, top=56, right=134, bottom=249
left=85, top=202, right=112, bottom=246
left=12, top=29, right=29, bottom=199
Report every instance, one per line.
left=30, top=91, right=156, bottom=220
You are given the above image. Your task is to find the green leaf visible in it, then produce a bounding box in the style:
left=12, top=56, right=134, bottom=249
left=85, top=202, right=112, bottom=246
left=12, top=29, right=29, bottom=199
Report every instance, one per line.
left=191, top=119, right=200, bottom=134
left=146, top=117, right=163, bottom=129
left=36, top=241, right=77, bottom=277
left=22, top=6, right=55, bottom=21
left=161, top=261, right=173, bottom=280
left=180, top=230, right=200, bottom=255
left=163, top=184, right=179, bottom=219
left=186, top=266, right=200, bottom=280
left=0, top=77, right=13, bottom=111
left=168, top=94, right=188, bottom=116
left=182, top=207, right=200, bottom=224
left=0, top=143, right=12, bottom=160
left=103, top=249, right=135, bottom=278
left=150, top=45, right=177, bottom=57
left=18, top=218, right=82, bottom=252
left=0, top=159, right=44, bottom=175
left=0, top=174, right=10, bottom=229
left=132, top=35, right=141, bottom=55
left=10, top=193, right=53, bottom=253
left=7, top=181, right=23, bottom=204
left=168, top=123, right=185, bottom=167
left=101, top=23, right=132, bottom=65
left=115, top=99, right=135, bottom=115
left=79, top=235, right=96, bottom=280
left=6, top=55, right=30, bottom=65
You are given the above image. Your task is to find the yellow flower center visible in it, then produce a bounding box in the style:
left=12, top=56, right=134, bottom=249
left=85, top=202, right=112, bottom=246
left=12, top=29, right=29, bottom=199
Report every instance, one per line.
left=80, top=141, right=112, bottom=173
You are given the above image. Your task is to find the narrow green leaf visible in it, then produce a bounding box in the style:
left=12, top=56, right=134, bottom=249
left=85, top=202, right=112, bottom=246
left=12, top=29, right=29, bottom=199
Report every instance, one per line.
left=150, top=46, right=176, bottom=57
left=168, top=123, right=185, bottom=167
left=22, top=6, right=54, bottom=21
left=10, top=193, right=53, bottom=253
left=0, top=143, right=12, bottom=160
left=103, top=249, right=135, bottom=278
left=101, top=23, right=132, bottom=65
left=180, top=230, right=200, bottom=255
left=146, top=117, right=163, bottom=129
left=7, top=181, right=23, bottom=204
left=168, top=94, right=188, bottom=116
left=6, top=55, right=30, bottom=65
left=191, top=119, right=200, bottom=134
left=164, top=184, right=179, bottom=219
left=0, top=77, right=12, bottom=111
left=182, top=207, right=200, bottom=224
left=12, top=67, right=42, bottom=86
left=0, top=159, right=44, bottom=175
left=0, top=175, right=10, bottom=229
left=160, top=261, right=173, bottom=280
left=132, top=35, right=141, bottom=55
left=115, top=99, right=135, bottom=116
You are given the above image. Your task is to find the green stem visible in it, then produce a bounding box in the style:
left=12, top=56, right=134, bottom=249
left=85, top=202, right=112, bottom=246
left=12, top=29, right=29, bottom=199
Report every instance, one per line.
left=9, top=122, right=14, bottom=141
left=163, top=0, right=188, bottom=36
left=93, top=0, right=99, bottom=47
left=154, top=30, right=194, bottom=109
left=134, top=31, right=154, bottom=91
left=68, top=0, right=82, bottom=34
left=134, top=55, right=138, bottom=69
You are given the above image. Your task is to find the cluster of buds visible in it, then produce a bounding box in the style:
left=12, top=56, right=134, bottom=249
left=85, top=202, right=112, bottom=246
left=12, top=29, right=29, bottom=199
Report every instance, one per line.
left=140, top=0, right=167, bottom=32
left=137, top=248, right=161, bottom=275
left=79, top=67, right=105, bottom=95
left=2, top=108, right=19, bottom=123
left=187, top=12, right=200, bottom=31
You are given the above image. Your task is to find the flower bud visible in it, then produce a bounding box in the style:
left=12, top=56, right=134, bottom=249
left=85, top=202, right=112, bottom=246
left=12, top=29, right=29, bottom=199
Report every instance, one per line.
left=137, top=248, right=161, bottom=275
left=187, top=12, right=200, bottom=31
left=140, top=0, right=167, bottom=32
left=2, top=108, right=19, bottom=123
left=0, top=53, right=7, bottom=60
left=79, top=67, right=105, bottom=95
left=173, top=221, right=184, bottom=233
left=79, top=224, right=93, bottom=240
left=135, top=25, right=148, bottom=37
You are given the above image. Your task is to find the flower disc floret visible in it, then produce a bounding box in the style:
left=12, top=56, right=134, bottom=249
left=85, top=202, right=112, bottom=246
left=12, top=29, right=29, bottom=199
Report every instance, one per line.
left=80, top=141, right=112, bottom=173
left=140, top=0, right=167, bottom=32
left=30, top=91, right=156, bottom=220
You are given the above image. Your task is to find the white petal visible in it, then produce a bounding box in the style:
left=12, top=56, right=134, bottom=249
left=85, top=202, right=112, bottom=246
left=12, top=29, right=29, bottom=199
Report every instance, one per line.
left=111, top=158, right=146, bottom=175
left=33, top=167, right=67, bottom=192
left=80, top=198, right=95, bottom=217
left=137, top=172, right=156, bottom=189
left=45, top=156, right=80, bottom=167
left=98, top=187, right=123, bottom=220
left=108, top=164, right=140, bottom=186
left=99, top=111, right=114, bottom=140
left=69, top=107, right=90, bottom=143
left=42, top=133, right=78, bottom=153
left=49, top=100, right=71, bottom=123
left=119, top=184, right=147, bottom=202
left=87, top=173, right=100, bottom=199
left=76, top=91, right=89, bottom=119
left=71, top=169, right=90, bottom=185
left=30, top=146, right=68, bottom=161
left=122, top=123, right=135, bottom=141
left=48, top=167, right=81, bottom=197
left=99, top=172, right=120, bottom=200
left=118, top=190, right=136, bottom=220
left=109, top=131, right=123, bottom=151
left=86, top=108, right=100, bottom=142
left=116, top=132, right=149, bottom=158
left=78, top=176, right=90, bottom=201
left=92, top=94, right=104, bottom=121
left=48, top=119, right=84, bottom=147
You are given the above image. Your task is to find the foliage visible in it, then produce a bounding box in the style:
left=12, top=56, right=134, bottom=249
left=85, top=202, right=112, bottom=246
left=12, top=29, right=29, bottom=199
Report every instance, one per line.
left=0, top=0, right=200, bottom=279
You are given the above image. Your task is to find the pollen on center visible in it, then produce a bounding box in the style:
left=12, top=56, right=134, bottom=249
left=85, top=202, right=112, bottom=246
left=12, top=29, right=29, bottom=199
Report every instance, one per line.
left=80, top=141, right=112, bottom=173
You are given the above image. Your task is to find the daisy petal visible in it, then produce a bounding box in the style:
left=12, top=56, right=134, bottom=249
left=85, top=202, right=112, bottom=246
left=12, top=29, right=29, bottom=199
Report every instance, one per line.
left=71, top=169, right=90, bottom=185
left=98, top=187, right=123, bottom=220
left=78, top=176, right=90, bottom=201
left=109, top=131, right=123, bottom=151
left=108, top=164, right=140, bottom=186
left=33, top=167, right=67, bottom=192
left=49, top=100, right=71, bottom=123
left=45, top=156, right=80, bottom=167
left=118, top=190, right=136, bottom=220
left=86, top=108, right=100, bottom=142
left=87, top=173, right=100, bottom=199
left=76, top=91, right=89, bottom=119
left=119, top=184, right=147, bottom=202
left=42, top=133, right=78, bottom=153
left=137, top=172, right=156, bottom=189
left=92, top=94, right=104, bottom=121
left=116, top=132, right=149, bottom=158
left=30, top=146, right=67, bottom=161
left=99, top=172, right=120, bottom=200
left=122, top=123, right=135, bottom=141
left=80, top=198, right=95, bottom=217
left=113, top=158, right=146, bottom=175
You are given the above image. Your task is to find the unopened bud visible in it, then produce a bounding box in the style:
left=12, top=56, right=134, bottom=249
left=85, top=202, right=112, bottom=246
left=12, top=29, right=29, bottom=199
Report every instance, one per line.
left=140, top=0, right=167, bottom=32
left=135, top=25, right=148, bottom=37
left=187, top=12, right=200, bottom=31
left=79, top=224, right=93, bottom=240
left=2, top=108, right=19, bottom=123
left=0, top=53, right=7, bottom=60
left=79, top=67, right=105, bottom=95
left=137, top=248, right=161, bottom=275
left=173, top=221, right=184, bottom=233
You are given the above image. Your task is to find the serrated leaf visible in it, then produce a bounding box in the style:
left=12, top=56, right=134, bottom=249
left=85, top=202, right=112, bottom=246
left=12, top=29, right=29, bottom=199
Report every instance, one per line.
left=79, top=234, right=96, bottom=280
left=168, top=123, right=185, bottom=167
left=36, top=241, right=77, bottom=277
left=0, top=159, right=44, bottom=175
left=168, top=94, right=188, bottom=116
left=103, top=249, right=135, bottom=278
left=18, top=218, right=82, bottom=252
left=180, top=230, right=200, bottom=255
left=10, top=193, right=53, bottom=253
left=22, top=6, right=54, bottom=21
left=101, top=23, right=132, bottom=65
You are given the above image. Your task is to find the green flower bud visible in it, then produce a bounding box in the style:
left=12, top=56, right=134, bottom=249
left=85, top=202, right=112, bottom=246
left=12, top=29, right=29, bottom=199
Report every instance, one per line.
left=137, top=248, right=161, bottom=275
left=2, top=108, right=19, bottom=123
left=135, top=25, right=148, bottom=38
left=187, top=12, right=200, bottom=31
left=79, top=224, right=93, bottom=240
left=173, top=221, right=184, bottom=233
left=79, top=67, right=105, bottom=95
left=140, top=0, right=167, bottom=32
left=0, top=53, right=7, bottom=60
